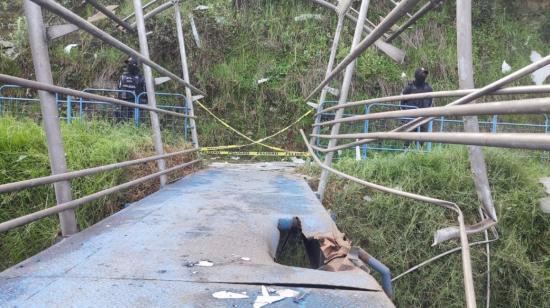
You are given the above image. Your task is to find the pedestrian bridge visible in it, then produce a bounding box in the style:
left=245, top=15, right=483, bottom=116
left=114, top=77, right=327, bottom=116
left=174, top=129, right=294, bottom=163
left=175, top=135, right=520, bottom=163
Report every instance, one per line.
left=0, top=163, right=393, bottom=307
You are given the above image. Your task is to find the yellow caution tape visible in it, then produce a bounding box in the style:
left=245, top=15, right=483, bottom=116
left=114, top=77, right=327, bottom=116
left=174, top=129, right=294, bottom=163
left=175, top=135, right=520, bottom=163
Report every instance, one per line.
left=195, top=100, right=313, bottom=152
left=200, top=150, right=311, bottom=157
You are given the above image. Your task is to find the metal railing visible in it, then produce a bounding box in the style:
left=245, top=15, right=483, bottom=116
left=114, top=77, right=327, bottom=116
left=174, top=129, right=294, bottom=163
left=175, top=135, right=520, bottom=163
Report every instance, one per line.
left=303, top=0, right=550, bottom=306
left=0, top=86, right=191, bottom=140
left=0, top=0, right=204, bottom=239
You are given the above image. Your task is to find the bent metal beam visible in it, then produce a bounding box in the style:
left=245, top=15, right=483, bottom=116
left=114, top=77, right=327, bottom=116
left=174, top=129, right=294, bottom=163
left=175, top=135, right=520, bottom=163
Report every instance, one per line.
left=304, top=0, right=421, bottom=101
left=28, top=0, right=206, bottom=96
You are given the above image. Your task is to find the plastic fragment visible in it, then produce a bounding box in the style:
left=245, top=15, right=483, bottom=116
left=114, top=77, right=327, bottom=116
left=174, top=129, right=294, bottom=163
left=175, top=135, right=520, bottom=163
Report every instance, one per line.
left=64, top=44, right=78, bottom=54
left=240, top=257, right=251, bottom=261
left=197, top=260, right=214, bottom=267
left=253, top=286, right=299, bottom=308
left=501, top=60, right=511, bottom=73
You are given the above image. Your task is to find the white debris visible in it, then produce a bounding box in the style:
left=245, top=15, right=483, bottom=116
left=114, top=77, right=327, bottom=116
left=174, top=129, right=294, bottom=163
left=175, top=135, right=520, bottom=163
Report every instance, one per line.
left=197, top=260, right=214, bottom=267
left=257, top=78, right=270, bottom=84
left=194, top=5, right=209, bottom=11
left=192, top=95, right=205, bottom=102
left=253, top=286, right=299, bottom=308
left=400, top=72, right=407, bottom=79
left=64, top=43, right=78, bottom=54
left=189, top=13, right=202, bottom=48
left=240, top=257, right=251, bottom=261
left=154, top=77, right=171, bottom=85
left=306, top=101, right=319, bottom=109
left=276, top=289, right=300, bottom=297
left=530, top=50, right=550, bottom=85
left=294, top=14, right=323, bottom=22
left=230, top=156, right=241, bottom=161
left=501, top=60, right=512, bottom=73
left=324, top=86, right=340, bottom=96
left=363, top=195, right=372, bottom=202
left=290, top=157, right=305, bottom=164
left=212, top=291, right=249, bottom=299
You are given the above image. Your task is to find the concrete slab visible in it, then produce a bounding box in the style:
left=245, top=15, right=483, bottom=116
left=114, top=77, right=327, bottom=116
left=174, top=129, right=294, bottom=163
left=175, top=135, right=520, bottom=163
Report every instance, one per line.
left=0, top=163, right=393, bottom=307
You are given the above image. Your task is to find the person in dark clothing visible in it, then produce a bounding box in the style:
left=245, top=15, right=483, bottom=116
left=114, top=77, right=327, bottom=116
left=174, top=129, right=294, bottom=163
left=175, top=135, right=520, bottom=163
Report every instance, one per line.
left=400, top=68, right=433, bottom=147
left=116, top=57, right=145, bottom=121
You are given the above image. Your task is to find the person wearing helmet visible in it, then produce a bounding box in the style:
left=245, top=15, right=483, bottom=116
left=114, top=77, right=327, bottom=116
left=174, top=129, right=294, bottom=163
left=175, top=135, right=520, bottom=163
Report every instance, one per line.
left=400, top=68, right=433, bottom=147
left=116, top=57, right=145, bottom=121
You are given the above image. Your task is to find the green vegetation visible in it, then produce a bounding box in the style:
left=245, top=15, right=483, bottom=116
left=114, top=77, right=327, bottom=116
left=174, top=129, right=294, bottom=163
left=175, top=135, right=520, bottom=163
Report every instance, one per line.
left=3, top=1, right=547, bottom=150
left=0, top=116, right=195, bottom=270
left=0, top=0, right=549, bottom=306
left=299, top=148, right=550, bottom=307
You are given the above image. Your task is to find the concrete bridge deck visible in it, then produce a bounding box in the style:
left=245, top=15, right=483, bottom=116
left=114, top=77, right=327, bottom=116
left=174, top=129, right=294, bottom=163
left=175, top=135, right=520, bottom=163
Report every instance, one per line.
left=0, top=162, right=393, bottom=307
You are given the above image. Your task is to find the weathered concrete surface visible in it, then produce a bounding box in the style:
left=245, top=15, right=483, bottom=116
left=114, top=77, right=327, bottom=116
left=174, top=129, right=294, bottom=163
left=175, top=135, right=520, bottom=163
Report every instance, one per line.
left=0, top=162, right=393, bottom=307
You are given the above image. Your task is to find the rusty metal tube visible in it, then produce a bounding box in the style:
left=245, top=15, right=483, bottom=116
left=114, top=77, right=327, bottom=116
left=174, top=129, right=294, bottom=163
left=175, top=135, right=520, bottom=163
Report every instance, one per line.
left=28, top=0, right=206, bottom=96
left=304, top=0, right=421, bottom=101
left=318, top=85, right=550, bottom=114
left=314, top=97, right=550, bottom=127
left=0, top=74, right=195, bottom=118
left=312, top=132, right=550, bottom=151
left=0, top=148, right=198, bottom=194
left=0, top=159, right=202, bottom=233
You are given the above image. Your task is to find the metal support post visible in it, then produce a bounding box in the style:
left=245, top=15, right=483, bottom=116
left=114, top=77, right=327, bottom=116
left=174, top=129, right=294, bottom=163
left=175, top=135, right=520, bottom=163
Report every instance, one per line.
left=23, top=0, right=78, bottom=236
left=174, top=1, right=199, bottom=148
left=457, top=1, right=483, bottom=306
left=457, top=0, right=496, bottom=221
left=317, top=0, right=370, bottom=201
left=133, top=0, right=167, bottom=186
left=310, top=6, right=347, bottom=146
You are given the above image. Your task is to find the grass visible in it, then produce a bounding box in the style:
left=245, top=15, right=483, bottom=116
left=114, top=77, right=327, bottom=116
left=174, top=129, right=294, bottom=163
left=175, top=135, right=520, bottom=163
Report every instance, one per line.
left=0, top=116, right=196, bottom=270
left=298, top=147, right=550, bottom=307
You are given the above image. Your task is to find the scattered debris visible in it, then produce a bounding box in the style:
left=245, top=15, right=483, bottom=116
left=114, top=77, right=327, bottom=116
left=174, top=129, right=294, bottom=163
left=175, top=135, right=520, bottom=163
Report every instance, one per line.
left=64, top=44, right=78, bottom=54
left=400, top=72, right=407, bottom=79
left=257, top=77, right=270, bottom=84
left=290, top=157, right=305, bottom=164
left=192, top=95, right=205, bottom=102
left=539, top=197, right=550, bottom=214
left=293, top=292, right=309, bottom=304
left=46, top=24, right=79, bottom=41
left=306, top=101, right=319, bottom=109
left=501, top=60, right=512, bottom=73
left=240, top=257, right=251, bottom=261
left=230, top=156, right=241, bottom=161
left=253, top=286, right=299, bottom=308
left=154, top=76, right=171, bottom=85
left=530, top=50, right=550, bottom=85
left=362, top=195, right=372, bottom=202
left=189, top=13, right=202, bottom=48
left=197, top=260, right=214, bottom=267
left=212, top=291, right=249, bottom=299
left=294, top=14, right=323, bottom=22
left=87, top=5, right=119, bottom=23
left=324, top=86, right=340, bottom=96
left=194, top=5, right=209, bottom=11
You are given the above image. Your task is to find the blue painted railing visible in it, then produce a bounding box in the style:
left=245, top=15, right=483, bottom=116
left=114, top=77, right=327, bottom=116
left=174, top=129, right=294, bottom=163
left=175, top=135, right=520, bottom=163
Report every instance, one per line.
left=0, top=85, right=190, bottom=140
left=316, top=100, right=549, bottom=159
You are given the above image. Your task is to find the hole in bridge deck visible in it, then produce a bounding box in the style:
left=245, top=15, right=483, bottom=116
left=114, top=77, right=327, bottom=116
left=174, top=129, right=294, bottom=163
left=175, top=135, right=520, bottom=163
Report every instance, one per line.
left=274, top=217, right=324, bottom=269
